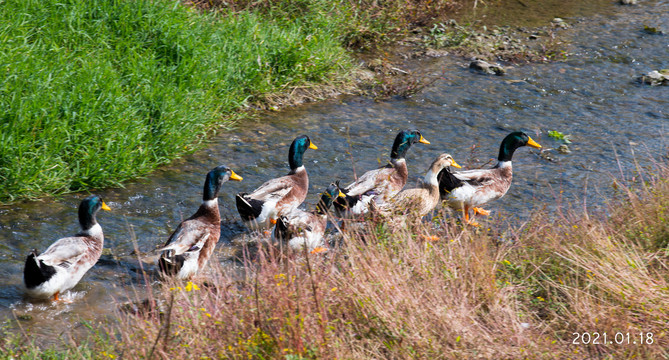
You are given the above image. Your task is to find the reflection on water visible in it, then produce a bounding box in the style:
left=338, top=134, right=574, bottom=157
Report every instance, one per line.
left=1, top=0, right=667, bottom=345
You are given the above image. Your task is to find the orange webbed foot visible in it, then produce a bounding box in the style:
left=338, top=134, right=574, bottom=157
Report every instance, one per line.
left=473, top=207, right=491, bottom=216
left=310, top=247, right=328, bottom=254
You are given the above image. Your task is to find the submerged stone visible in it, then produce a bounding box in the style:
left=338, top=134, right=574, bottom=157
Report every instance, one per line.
left=643, top=25, right=665, bottom=35
left=558, top=144, right=572, bottom=154
left=639, top=70, right=669, bottom=86
left=469, top=59, right=506, bottom=76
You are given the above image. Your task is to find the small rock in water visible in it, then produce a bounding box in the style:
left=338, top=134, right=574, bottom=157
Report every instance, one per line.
left=620, top=0, right=637, bottom=4
left=540, top=150, right=558, bottom=162
left=557, top=144, right=572, bottom=154
left=643, top=25, right=664, bottom=35
left=469, top=59, right=506, bottom=76
left=552, top=18, right=569, bottom=29
left=639, top=70, right=669, bottom=86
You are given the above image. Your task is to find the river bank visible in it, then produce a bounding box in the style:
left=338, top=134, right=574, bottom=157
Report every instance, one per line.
left=0, top=0, right=593, bottom=204
left=2, top=161, right=667, bottom=358
left=1, top=0, right=668, bottom=357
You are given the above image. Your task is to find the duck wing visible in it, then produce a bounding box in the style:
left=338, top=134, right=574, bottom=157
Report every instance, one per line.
left=37, top=237, right=90, bottom=268
left=344, top=166, right=395, bottom=196
left=159, top=220, right=211, bottom=255
left=452, top=169, right=498, bottom=187
left=246, top=175, right=295, bottom=202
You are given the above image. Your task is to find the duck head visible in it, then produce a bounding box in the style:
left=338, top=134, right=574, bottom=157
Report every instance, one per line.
left=498, top=131, right=542, bottom=162
left=203, top=165, right=242, bottom=201
left=288, top=135, right=317, bottom=172
left=432, top=153, right=461, bottom=171
left=390, top=130, right=430, bottom=160
left=316, top=182, right=346, bottom=214
left=78, top=195, right=111, bottom=231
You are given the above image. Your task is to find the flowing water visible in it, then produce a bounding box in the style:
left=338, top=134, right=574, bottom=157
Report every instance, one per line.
left=1, top=0, right=667, bottom=344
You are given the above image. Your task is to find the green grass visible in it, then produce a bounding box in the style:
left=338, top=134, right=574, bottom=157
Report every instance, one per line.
left=0, top=0, right=352, bottom=202
left=0, top=0, right=465, bottom=203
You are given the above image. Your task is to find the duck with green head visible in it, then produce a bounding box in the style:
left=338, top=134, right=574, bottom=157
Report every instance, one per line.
left=236, top=135, right=317, bottom=230
left=438, top=131, right=542, bottom=226
left=273, top=182, right=345, bottom=254
left=334, top=129, right=430, bottom=217
left=24, top=195, right=111, bottom=301
left=158, top=165, right=242, bottom=279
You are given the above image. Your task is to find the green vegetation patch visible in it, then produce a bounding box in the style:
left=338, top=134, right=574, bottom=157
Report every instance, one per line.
left=0, top=0, right=351, bottom=202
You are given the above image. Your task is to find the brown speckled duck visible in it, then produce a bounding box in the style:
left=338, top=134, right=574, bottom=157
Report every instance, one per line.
left=236, top=135, right=317, bottom=230
left=272, top=182, right=345, bottom=253
left=24, top=195, right=111, bottom=301
left=158, top=165, right=242, bottom=279
left=334, top=129, right=430, bottom=217
left=438, top=131, right=541, bottom=226
left=385, top=153, right=461, bottom=217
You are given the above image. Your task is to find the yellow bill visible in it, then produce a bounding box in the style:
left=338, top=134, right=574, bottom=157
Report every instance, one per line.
left=419, top=135, right=430, bottom=145
left=450, top=159, right=462, bottom=169
left=338, top=190, right=346, bottom=198
left=309, top=142, right=318, bottom=150
left=527, top=137, right=542, bottom=149
left=101, top=202, right=111, bottom=211
left=229, top=170, right=243, bottom=181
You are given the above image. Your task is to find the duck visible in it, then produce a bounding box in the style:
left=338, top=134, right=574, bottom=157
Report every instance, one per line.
left=334, top=129, right=430, bottom=217
left=158, top=165, right=242, bottom=279
left=236, top=135, right=317, bottom=230
left=272, top=182, right=345, bottom=253
left=24, top=195, right=111, bottom=301
left=382, top=153, right=461, bottom=218
left=438, top=131, right=541, bottom=226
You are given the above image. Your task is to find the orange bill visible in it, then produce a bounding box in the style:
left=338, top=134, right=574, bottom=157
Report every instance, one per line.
left=229, top=170, right=243, bottom=181
left=527, top=137, right=542, bottom=149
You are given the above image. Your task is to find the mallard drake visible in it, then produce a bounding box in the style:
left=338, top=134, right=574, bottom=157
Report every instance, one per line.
left=334, top=129, right=430, bottom=217
left=24, top=195, right=111, bottom=301
left=438, top=131, right=541, bottom=225
left=236, top=135, right=317, bottom=230
left=158, top=165, right=242, bottom=279
left=383, top=153, right=461, bottom=218
left=272, top=182, right=345, bottom=253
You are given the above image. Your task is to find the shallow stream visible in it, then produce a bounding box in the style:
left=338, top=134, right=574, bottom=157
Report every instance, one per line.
left=1, top=0, right=667, bottom=344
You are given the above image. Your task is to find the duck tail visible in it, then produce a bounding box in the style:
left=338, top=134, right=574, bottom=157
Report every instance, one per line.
left=235, top=193, right=263, bottom=221
left=274, top=216, right=289, bottom=241
left=158, top=249, right=184, bottom=277
left=437, top=168, right=464, bottom=199
left=24, top=250, right=55, bottom=289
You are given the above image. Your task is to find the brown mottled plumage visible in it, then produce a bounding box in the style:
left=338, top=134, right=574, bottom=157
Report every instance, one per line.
left=438, top=131, right=541, bottom=225
left=159, top=165, right=242, bottom=279
left=236, top=135, right=316, bottom=230
left=23, top=195, right=111, bottom=301
left=334, top=130, right=430, bottom=217
left=385, top=154, right=460, bottom=217
left=272, top=183, right=344, bottom=253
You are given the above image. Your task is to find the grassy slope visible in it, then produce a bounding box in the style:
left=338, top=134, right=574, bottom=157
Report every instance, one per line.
left=120, top=165, right=668, bottom=359
left=3, top=163, right=664, bottom=359
left=0, top=0, right=351, bottom=202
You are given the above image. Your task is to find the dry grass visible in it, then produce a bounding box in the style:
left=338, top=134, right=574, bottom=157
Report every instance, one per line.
left=4, top=162, right=666, bottom=359
left=86, top=163, right=669, bottom=359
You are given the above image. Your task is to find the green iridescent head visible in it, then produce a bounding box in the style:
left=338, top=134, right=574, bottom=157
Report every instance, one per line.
left=498, top=131, right=542, bottom=162
left=288, top=135, right=317, bottom=171
left=390, top=130, right=430, bottom=160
